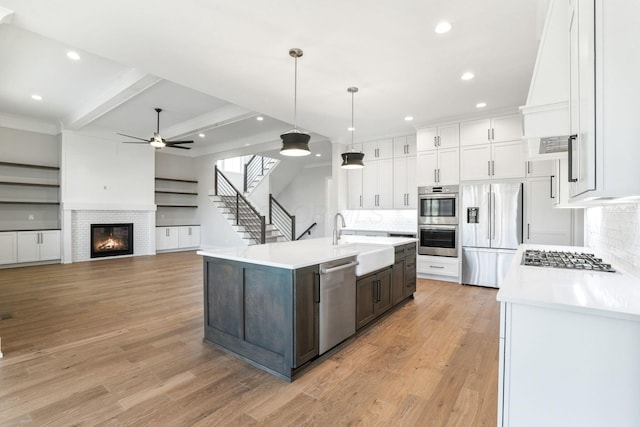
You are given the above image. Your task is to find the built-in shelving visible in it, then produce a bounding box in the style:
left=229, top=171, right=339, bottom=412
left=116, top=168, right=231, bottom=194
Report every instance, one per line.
left=156, top=204, right=198, bottom=208
left=155, top=177, right=198, bottom=184
left=154, top=190, right=198, bottom=195
left=0, top=161, right=61, bottom=232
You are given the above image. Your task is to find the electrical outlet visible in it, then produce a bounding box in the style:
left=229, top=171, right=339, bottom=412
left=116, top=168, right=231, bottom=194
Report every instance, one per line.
left=28, top=214, right=35, bottom=220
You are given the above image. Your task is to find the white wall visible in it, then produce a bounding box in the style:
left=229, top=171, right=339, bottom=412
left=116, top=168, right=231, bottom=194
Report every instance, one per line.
left=584, top=203, right=640, bottom=276
left=61, top=131, right=154, bottom=208
left=274, top=164, right=331, bottom=239
left=155, top=152, right=199, bottom=227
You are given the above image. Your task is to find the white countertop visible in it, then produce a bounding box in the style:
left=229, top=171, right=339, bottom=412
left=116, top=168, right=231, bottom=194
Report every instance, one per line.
left=497, top=244, right=640, bottom=320
left=197, top=236, right=417, bottom=270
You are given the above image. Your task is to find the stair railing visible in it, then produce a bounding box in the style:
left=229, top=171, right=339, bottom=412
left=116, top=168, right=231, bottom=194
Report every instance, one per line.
left=296, top=222, right=317, bottom=240
left=215, top=166, right=266, bottom=244
left=269, top=194, right=295, bottom=241
left=244, top=155, right=266, bottom=193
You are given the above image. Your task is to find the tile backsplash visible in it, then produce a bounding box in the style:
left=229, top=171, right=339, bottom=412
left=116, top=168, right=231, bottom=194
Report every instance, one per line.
left=341, top=210, right=417, bottom=234
left=584, top=202, right=640, bottom=275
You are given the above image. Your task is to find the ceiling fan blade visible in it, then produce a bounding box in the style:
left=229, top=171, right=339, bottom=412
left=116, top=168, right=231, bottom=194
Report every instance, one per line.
left=117, top=133, right=150, bottom=142
left=167, top=144, right=191, bottom=150
left=122, top=141, right=151, bottom=144
left=165, top=140, right=194, bottom=145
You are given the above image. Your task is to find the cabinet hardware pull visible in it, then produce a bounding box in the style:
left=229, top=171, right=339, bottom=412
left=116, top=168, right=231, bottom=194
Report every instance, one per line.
left=550, top=175, right=556, bottom=199
left=492, top=128, right=495, bottom=140
left=321, top=261, right=359, bottom=274
left=492, top=160, right=495, bottom=176
left=568, top=134, right=578, bottom=182
left=429, top=265, right=445, bottom=269
left=488, top=161, right=491, bottom=176
left=488, top=128, right=491, bottom=141
left=434, top=136, right=438, bottom=147
left=359, top=195, right=362, bottom=207
left=527, top=223, right=530, bottom=240
left=527, top=161, right=531, bottom=174
left=434, top=169, right=438, bottom=183
left=438, top=168, right=441, bottom=183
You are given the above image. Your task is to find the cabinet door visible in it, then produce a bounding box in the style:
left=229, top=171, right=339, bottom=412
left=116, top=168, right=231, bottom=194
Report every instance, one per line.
left=417, top=128, right=438, bottom=151
left=526, top=159, right=556, bottom=178
left=376, top=159, right=394, bottom=208
left=491, top=114, right=522, bottom=142
left=0, top=232, right=17, bottom=265
left=392, top=259, right=406, bottom=305
left=17, top=231, right=39, bottom=263
left=39, top=230, right=60, bottom=261
left=393, top=157, right=407, bottom=208
left=347, top=167, right=363, bottom=209
left=376, top=139, right=394, bottom=160
left=356, top=276, right=376, bottom=329
left=460, top=118, right=491, bottom=147
left=405, top=134, right=417, bottom=156
left=156, top=227, right=169, bottom=251
left=404, top=254, right=417, bottom=297
left=438, top=123, right=460, bottom=148
left=167, top=227, right=179, bottom=249
left=438, top=148, right=460, bottom=185
left=526, top=178, right=572, bottom=245
left=393, top=136, right=408, bottom=158
left=405, top=156, right=417, bottom=209
left=460, top=145, right=491, bottom=181
left=492, top=141, right=525, bottom=179
left=375, top=268, right=393, bottom=315
left=362, top=161, right=378, bottom=209
left=178, top=226, right=200, bottom=248
left=417, top=151, right=438, bottom=186
left=294, top=265, right=319, bottom=367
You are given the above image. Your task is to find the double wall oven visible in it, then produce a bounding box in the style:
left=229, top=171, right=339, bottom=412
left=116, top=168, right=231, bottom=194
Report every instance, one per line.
left=418, top=185, right=459, bottom=257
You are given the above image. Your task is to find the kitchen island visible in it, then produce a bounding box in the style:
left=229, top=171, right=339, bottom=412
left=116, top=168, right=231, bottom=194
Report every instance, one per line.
left=497, top=244, right=640, bottom=427
left=197, top=236, right=416, bottom=381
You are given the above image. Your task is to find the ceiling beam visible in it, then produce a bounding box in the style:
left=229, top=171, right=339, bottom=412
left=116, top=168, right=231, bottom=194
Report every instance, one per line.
left=62, top=69, right=161, bottom=130
left=162, top=104, right=258, bottom=140
left=0, top=6, right=14, bottom=24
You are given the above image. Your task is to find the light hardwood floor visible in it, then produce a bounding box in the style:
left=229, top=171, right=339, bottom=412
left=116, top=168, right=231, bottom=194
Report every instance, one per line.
left=0, top=252, right=500, bottom=426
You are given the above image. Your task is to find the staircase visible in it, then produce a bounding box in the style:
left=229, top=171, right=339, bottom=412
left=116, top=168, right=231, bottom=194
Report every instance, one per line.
left=244, top=155, right=279, bottom=195
left=211, top=166, right=291, bottom=245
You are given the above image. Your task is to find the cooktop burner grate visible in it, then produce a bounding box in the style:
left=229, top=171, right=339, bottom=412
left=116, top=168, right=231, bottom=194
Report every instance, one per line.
left=522, top=250, right=616, bottom=272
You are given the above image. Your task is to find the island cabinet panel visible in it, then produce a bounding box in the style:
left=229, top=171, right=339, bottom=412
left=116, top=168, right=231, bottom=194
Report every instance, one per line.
left=294, top=265, right=320, bottom=367
left=392, top=243, right=417, bottom=304
left=203, top=256, right=318, bottom=381
left=356, top=267, right=393, bottom=330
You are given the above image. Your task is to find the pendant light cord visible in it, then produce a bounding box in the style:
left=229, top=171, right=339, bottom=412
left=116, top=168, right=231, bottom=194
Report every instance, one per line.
left=293, top=55, right=298, bottom=130
left=351, top=90, right=355, bottom=149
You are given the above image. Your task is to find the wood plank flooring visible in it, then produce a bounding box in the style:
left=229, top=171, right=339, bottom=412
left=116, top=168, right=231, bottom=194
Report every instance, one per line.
left=0, top=252, right=500, bottom=426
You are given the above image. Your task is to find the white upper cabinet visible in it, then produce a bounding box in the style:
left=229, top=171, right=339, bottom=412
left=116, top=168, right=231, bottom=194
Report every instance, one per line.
left=417, top=148, right=459, bottom=186
left=393, top=156, right=417, bottom=208
left=460, top=141, right=524, bottom=181
left=362, top=159, right=393, bottom=209
left=460, top=119, right=491, bottom=147
left=460, top=114, right=522, bottom=147
left=347, top=167, right=364, bottom=209
left=567, top=0, right=640, bottom=200
left=417, top=124, right=459, bottom=151
left=363, top=138, right=393, bottom=160
left=393, top=135, right=417, bottom=158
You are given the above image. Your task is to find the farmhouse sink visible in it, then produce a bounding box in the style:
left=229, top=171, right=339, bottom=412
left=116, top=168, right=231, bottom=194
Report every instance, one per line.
left=339, top=243, right=395, bottom=276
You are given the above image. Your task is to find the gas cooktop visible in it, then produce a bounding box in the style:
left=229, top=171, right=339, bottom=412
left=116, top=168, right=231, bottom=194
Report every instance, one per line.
left=522, top=249, right=616, bottom=273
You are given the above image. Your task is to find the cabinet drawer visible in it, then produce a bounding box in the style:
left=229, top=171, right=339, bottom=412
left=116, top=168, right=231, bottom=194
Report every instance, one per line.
left=417, top=256, right=458, bottom=277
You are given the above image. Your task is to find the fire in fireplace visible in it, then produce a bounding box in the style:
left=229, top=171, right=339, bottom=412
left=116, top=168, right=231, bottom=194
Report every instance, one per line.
left=91, top=223, right=133, bottom=258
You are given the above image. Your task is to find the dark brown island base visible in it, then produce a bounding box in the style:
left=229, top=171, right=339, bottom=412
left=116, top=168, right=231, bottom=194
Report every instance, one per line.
left=201, top=241, right=416, bottom=381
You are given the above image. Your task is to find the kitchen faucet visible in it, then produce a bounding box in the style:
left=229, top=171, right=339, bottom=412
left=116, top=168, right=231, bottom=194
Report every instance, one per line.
left=332, top=213, right=346, bottom=245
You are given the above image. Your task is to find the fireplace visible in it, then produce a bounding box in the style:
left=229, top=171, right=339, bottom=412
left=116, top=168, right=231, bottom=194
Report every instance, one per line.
left=91, top=223, right=133, bottom=258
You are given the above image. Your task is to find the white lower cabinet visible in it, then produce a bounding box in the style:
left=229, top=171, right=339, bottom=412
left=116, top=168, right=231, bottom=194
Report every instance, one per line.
left=416, top=255, right=459, bottom=279
left=156, top=226, right=200, bottom=252
left=16, top=230, right=61, bottom=263
left=499, top=302, right=640, bottom=427
left=0, top=232, right=17, bottom=265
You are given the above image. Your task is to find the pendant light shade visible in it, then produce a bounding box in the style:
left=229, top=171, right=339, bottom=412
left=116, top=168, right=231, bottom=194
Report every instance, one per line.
left=281, top=48, right=311, bottom=157
left=341, top=87, right=364, bottom=169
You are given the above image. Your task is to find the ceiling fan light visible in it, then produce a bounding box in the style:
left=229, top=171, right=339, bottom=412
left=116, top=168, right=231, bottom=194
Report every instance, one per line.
left=280, top=131, right=311, bottom=156
left=341, top=152, right=365, bottom=169
left=150, top=133, right=165, bottom=148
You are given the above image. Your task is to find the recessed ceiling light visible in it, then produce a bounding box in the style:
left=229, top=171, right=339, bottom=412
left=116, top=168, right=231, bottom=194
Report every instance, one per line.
left=434, top=22, right=452, bottom=34
left=476, top=102, right=487, bottom=108
left=31, top=94, right=42, bottom=101
left=256, top=116, right=264, bottom=121
left=404, top=116, right=414, bottom=121
left=66, top=51, right=80, bottom=61
left=348, top=126, right=355, bottom=131
left=461, top=72, right=475, bottom=81
left=198, top=133, right=205, bottom=138
left=315, top=153, right=321, bottom=157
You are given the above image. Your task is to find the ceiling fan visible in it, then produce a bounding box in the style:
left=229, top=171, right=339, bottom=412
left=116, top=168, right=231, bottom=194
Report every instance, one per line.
left=119, top=108, right=194, bottom=150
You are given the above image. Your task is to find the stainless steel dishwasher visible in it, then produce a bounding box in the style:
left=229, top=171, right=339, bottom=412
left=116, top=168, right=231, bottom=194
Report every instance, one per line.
left=318, top=256, right=358, bottom=354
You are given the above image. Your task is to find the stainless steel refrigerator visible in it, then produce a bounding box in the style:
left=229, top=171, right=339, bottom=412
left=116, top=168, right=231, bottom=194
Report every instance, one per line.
left=461, top=182, right=522, bottom=288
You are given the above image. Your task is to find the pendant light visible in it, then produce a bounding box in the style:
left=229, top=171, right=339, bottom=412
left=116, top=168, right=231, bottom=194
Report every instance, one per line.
left=341, top=87, right=365, bottom=169
left=280, top=48, right=311, bottom=157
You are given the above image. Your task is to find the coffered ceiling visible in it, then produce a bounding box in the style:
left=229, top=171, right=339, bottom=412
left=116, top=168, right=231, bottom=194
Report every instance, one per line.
left=0, top=0, right=548, bottom=158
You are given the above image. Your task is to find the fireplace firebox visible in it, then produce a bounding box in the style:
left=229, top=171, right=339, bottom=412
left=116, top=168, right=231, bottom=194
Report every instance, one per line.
left=90, top=223, right=134, bottom=258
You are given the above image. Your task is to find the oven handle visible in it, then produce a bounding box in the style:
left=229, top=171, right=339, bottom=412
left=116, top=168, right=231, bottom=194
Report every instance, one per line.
left=419, top=225, right=458, bottom=231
